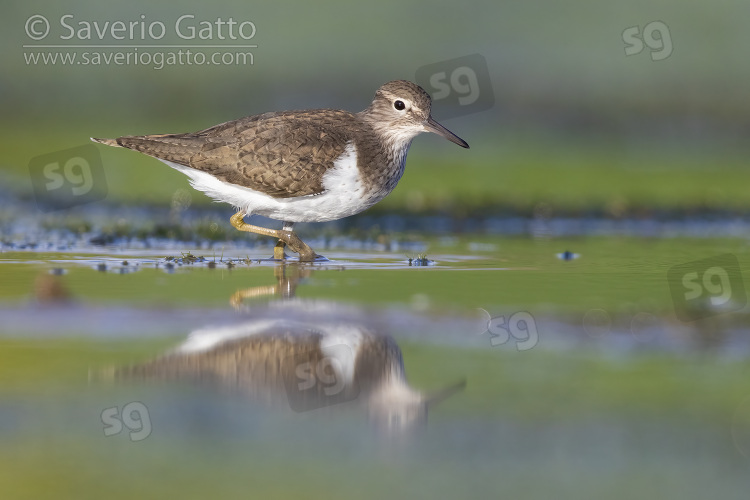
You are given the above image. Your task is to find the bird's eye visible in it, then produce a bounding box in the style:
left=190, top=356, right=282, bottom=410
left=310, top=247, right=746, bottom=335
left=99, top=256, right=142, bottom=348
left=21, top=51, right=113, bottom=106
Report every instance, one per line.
left=394, top=100, right=406, bottom=111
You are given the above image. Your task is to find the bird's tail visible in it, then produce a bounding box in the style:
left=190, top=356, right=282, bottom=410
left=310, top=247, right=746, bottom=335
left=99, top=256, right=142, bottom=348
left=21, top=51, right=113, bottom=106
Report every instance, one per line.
left=90, top=137, right=121, bottom=147
left=90, top=134, right=206, bottom=165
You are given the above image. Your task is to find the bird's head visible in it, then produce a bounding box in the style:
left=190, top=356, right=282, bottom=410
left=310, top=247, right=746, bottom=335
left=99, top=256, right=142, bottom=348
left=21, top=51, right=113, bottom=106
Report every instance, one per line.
left=361, top=80, right=469, bottom=149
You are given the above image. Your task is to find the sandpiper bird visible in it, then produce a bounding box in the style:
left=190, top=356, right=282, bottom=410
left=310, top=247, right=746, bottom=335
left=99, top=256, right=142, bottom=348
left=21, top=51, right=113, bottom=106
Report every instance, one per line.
left=91, top=80, right=469, bottom=261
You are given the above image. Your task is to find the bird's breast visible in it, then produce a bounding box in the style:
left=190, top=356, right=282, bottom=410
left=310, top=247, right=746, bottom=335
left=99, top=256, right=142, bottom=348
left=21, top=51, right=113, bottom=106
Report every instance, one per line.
left=357, top=141, right=411, bottom=201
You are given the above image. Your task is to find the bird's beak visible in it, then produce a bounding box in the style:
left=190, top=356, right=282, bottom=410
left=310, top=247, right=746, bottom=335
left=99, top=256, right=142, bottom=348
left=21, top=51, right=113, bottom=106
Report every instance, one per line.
left=424, top=116, right=469, bottom=149
left=424, top=379, right=467, bottom=409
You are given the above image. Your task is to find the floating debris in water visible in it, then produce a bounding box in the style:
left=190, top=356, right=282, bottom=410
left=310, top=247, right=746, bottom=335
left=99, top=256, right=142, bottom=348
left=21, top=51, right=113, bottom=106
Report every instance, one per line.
left=163, top=252, right=208, bottom=265
left=407, top=254, right=435, bottom=267
left=181, top=252, right=199, bottom=264
left=240, top=256, right=254, bottom=265
left=91, top=261, right=139, bottom=274
left=557, top=250, right=580, bottom=261
left=207, top=261, right=217, bottom=269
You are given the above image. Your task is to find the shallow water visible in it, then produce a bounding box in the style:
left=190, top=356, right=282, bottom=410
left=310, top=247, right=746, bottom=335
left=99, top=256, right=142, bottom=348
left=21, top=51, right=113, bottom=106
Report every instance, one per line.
left=1, top=236, right=750, bottom=499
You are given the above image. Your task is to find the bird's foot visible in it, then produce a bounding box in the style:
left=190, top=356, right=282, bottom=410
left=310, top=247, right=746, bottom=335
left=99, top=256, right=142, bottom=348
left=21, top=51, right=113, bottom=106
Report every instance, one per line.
left=279, top=231, right=319, bottom=262
left=230, top=212, right=320, bottom=262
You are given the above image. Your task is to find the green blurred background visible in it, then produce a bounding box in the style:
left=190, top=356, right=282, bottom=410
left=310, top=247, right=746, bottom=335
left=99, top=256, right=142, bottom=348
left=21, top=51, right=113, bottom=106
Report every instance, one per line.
left=3, top=0, right=750, bottom=217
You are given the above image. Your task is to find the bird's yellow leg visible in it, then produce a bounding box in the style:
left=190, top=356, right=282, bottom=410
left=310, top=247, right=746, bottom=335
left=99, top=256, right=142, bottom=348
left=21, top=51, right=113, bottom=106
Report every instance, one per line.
left=282, top=232, right=318, bottom=262
left=230, top=211, right=318, bottom=262
left=230, top=211, right=282, bottom=238
left=273, top=240, right=288, bottom=260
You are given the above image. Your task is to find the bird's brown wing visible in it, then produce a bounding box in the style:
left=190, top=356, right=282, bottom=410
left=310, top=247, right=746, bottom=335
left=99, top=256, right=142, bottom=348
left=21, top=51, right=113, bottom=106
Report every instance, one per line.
left=111, top=109, right=362, bottom=198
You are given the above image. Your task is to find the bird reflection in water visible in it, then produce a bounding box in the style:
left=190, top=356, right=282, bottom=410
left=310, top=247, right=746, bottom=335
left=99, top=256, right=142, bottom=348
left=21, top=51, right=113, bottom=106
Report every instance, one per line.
left=109, top=264, right=464, bottom=432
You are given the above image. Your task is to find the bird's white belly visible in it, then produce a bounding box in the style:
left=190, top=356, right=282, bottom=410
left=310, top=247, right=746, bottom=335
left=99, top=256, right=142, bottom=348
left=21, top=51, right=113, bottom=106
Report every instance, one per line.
left=162, top=142, right=388, bottom=223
